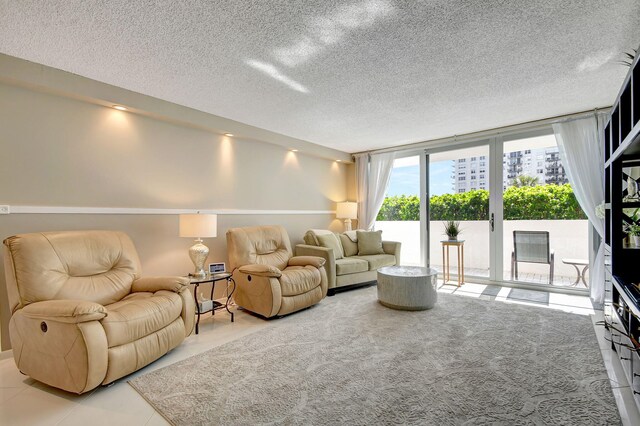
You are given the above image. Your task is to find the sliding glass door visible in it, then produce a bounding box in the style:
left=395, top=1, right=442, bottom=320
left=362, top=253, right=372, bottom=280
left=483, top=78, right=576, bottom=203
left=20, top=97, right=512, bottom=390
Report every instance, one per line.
left=500, top=132, right=589, bottom=290
left=372, top=128, right=589, bottom=294
left=375, top=155, right=424, bottom=265
left=427, top=144, right=491, bottom=280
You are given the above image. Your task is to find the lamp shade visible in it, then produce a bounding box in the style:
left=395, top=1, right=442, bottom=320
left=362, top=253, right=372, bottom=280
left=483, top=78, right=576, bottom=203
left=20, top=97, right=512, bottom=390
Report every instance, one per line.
left=179, top=214, right=217, bottom=238
left=336, top=202, right=358, bottom=220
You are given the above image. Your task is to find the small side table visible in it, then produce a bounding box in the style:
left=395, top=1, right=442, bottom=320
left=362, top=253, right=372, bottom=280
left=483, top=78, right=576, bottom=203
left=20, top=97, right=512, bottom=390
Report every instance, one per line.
left=441, top=240, right=465, bottom=287
left=562, top=258, right=589, bottom=287
left=188, top=273, right=235, bottom=334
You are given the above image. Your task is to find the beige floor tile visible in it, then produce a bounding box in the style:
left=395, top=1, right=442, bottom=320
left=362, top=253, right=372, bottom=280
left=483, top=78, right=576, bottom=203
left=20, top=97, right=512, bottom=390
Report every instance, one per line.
left=0, top=360, right=35, bottom=388
left=600, top=348, right=631, bottom=389
left=459, top=282, right=488, bottom=293
left=548, top=292, right=594, bottom=309
left=612, top=386, right=640, bottom=426
left=0, top=386, right=26, bottom=403
left=58, top=382, right=155, bottom=426
left=145, top=411, right=171, bottom=426
left=0, top=383, right=84, bottom=426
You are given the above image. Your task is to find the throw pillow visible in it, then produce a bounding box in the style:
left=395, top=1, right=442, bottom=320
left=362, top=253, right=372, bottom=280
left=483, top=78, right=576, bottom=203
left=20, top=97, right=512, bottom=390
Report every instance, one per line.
left=317, top=233, right=344, bottom=259
left=305, top=229, right=334, bottom=246
left=357, top=230, right=385, bottom=255
left=343, top=230, right=358, bottom=242
left=339, top=234, right=358, bottom=257
left=303, top=231, right=317, bottom=246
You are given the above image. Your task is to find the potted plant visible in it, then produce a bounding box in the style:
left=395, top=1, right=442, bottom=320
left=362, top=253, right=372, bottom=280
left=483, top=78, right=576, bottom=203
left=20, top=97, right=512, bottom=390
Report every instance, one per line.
left=626, top=223, right=640, bottom=247
left=443, top=220, right=461, bottom=241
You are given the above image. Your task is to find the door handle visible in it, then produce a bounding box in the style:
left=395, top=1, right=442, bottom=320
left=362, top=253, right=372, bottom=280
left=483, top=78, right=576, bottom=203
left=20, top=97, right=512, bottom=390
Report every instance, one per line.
left=490, top=213, right=495, bottom=232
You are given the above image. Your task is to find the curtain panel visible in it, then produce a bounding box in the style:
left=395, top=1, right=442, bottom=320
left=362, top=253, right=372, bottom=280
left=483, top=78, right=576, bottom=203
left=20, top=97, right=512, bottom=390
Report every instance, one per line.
left=354, top=152, right=395, bottom=230
left=553, top=114, right=606, bottom=304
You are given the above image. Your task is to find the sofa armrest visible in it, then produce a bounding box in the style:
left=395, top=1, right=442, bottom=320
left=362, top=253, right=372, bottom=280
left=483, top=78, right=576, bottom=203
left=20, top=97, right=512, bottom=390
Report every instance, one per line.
left=21, top=300, right=107, bottom=323
left=132, top=276, right=189, bottom=293
left=238, top=264, right=282, bottom=278
left=382, top=241, right=402, bottom=265
left=295, top=244, right=336, bottom=289
left=288, top=256, right=326, bottom=268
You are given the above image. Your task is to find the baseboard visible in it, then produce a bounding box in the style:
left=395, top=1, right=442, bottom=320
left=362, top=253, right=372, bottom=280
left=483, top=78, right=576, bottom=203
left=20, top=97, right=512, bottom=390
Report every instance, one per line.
left=0, top=349, right=13, bottom=361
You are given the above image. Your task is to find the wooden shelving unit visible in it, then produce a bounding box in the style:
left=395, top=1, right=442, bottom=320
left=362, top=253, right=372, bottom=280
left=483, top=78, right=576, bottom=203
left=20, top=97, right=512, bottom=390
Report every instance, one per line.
left=603, top=44, right=640, bottom=409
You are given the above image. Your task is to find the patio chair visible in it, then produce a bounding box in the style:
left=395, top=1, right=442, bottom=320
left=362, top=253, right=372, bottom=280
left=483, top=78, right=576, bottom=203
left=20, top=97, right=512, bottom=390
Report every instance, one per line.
left=511, top=230, right=554, bottom=285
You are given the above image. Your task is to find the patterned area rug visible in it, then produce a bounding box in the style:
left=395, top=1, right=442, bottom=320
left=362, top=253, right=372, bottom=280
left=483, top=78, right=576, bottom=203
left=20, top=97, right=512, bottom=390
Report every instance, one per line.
left=129, top=287, right=620, bottom=425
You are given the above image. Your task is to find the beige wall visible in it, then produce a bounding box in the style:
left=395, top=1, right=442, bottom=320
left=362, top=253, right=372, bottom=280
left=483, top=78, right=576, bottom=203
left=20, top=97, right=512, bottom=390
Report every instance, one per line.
left=0, top=82, right=351, bottom=350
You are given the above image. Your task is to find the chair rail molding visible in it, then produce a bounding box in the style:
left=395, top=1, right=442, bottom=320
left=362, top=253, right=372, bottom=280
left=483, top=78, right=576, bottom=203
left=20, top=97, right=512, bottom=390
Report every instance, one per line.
left=6, top=205, right=335, bottom=215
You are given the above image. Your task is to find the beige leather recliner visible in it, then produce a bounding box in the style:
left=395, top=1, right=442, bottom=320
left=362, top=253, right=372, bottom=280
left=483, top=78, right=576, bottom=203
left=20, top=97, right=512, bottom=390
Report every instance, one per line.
left=226, top=225, right=327, bottom=318
left=3, top=230, right=195, bottom=394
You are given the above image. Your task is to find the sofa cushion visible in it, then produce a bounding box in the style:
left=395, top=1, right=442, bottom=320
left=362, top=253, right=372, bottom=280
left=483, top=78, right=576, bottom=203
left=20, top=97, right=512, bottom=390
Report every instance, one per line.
left=339, top=234, right=359, bottom=257
left=335, top=258, right=369, bottom=275
left=303, top=229, right=334, bottom=246
left=280, top=266, right=321, bottom=296
left=317, top=233, right=344, bottom=259
left=352, top=254, right=396, bottom=271
left=102, top=291, right=182, bottom=347
left=357, top=230, right=385, bottom=255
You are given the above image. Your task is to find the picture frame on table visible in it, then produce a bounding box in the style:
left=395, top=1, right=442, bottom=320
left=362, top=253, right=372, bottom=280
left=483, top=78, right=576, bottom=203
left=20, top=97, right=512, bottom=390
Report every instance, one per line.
left=208, top=262, right=226, bottom=274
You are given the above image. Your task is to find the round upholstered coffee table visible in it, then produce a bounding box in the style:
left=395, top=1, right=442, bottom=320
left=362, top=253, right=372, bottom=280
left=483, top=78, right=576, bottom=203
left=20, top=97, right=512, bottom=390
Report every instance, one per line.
left=377, top=266, right=438, bottom=311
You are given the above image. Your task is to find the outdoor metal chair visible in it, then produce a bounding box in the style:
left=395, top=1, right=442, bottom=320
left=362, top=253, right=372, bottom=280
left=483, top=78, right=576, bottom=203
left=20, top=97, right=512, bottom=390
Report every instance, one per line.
left=511, top=230, right=555, bottom=285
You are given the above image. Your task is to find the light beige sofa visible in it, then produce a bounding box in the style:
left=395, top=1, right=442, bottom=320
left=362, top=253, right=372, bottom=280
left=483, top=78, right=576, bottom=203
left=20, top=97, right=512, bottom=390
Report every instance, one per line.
left=226, top=225, right=328, bottom=318
left=296, top=230, right=401, bottom=295
left=3, top=230, right=195, bottom=394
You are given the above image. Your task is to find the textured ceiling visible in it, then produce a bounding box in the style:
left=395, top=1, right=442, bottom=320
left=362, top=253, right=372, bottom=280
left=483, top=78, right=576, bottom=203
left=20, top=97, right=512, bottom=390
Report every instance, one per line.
left=1, top=1, right=639, bottom=153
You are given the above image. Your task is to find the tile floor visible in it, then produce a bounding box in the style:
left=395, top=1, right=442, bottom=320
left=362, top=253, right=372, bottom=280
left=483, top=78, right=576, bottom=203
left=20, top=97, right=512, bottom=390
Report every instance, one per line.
left=0, top=281, right=637, bottom=425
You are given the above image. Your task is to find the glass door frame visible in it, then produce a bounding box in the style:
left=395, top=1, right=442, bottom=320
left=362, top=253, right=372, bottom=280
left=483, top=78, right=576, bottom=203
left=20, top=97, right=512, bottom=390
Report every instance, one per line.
left=424, top=138, right=495, bottom=279
left=499, top=128, right=589, bottom=293
left=497, top=128, right=553, bottom=284
left=380, top=150, right=429, bottom=267
left=390, top=124, right=590, bottom=293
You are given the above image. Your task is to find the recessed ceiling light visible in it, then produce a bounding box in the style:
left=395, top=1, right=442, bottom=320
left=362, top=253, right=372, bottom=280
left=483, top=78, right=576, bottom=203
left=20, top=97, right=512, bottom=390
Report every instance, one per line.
left=113, top=105, right=127, bottom=111
left=224, top=133, right=234, bottom=137
left=290, top=149, right=298, bottom=152
left=336, top=160, right=342, bottom=162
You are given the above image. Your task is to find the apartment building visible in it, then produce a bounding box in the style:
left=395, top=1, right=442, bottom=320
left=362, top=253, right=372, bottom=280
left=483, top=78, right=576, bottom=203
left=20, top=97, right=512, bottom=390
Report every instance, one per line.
left=453, top=147, right=569, bottom=193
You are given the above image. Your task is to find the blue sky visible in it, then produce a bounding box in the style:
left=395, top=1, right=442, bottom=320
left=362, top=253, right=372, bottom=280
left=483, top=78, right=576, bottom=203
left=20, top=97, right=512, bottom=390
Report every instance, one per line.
left=386, top=161, right=452, bottom=197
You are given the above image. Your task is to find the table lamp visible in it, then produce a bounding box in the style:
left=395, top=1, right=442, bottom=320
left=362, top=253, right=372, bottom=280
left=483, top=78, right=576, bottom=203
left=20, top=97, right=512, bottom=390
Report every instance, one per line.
left=179, top=213, right=217, bottom=277
left=336, top=202, right=358, bottom=231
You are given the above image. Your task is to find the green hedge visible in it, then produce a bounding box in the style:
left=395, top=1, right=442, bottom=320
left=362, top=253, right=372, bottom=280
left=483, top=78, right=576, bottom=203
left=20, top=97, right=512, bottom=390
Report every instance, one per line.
left=376, top=184, right=586, bottom=221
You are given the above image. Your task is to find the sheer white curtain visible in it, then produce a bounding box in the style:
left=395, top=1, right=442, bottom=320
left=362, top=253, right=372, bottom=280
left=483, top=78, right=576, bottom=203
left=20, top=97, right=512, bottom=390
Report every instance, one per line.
left=355, top=153, right=370, bottom=229
left=354, top=152, right=396, bottom=230
left=553, top=114, right=606, bottom=304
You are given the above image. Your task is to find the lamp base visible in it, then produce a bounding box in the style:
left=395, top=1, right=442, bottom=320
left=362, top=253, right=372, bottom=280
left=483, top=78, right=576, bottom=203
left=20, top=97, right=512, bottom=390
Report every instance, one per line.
left=189, top=239, right=209, bottom=278
left=343, top=218, right=352, bottom=232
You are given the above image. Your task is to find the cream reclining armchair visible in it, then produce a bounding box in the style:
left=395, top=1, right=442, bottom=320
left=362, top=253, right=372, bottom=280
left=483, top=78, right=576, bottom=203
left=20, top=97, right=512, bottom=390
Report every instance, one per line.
left=3, top=230, right=195, bottom=394
left=226, top=225, right=327, bottom=318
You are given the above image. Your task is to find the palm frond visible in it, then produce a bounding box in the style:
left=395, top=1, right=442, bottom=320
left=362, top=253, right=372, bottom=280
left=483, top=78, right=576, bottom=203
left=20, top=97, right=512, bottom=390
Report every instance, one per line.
left=617, top=49, right=638, bottom=67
